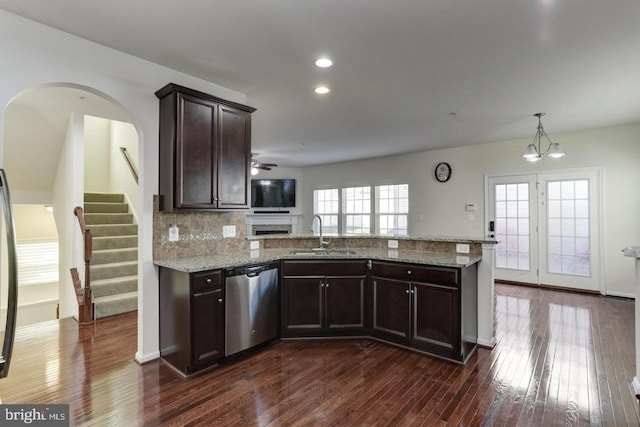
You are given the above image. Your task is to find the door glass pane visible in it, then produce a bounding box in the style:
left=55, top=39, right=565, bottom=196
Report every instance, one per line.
left=547, top=180, right=590, bottom=276
left=495, top=183, right=530, bottom=271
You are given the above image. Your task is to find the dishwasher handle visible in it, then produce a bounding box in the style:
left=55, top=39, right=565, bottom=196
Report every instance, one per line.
left=225, top=262, right=278, bottom=277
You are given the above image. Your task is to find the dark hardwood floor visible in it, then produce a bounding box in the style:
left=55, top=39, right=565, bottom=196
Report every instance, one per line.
left=0, top=284, right=638, bottom=426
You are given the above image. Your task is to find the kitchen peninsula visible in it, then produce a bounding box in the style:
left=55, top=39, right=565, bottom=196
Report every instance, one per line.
left=154, top=233, right=497, bottom=374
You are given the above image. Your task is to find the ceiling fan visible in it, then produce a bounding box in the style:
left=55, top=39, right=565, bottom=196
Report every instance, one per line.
left=250, top=153, right=277, bottom=175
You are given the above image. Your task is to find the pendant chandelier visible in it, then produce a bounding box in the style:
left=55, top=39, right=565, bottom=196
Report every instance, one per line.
left=522, top=112, right=565, bottom=162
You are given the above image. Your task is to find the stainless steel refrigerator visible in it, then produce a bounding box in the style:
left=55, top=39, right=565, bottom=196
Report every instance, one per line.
left=0, top=169, right=18, bottom=378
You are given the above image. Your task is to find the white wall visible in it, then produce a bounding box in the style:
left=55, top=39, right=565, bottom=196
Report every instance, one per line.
left=109, top=120, right=139, bottom=219
left=84, top=115, right=111, bottom=192
left=0, top=10, right=247, bottom=363
left=13, top=204, right=58, bottom=240
left=83, top=116, right=139, bottom=218
left=300, top=122, right=640, bottom=297
left=52, top=113, right=84, bottom=320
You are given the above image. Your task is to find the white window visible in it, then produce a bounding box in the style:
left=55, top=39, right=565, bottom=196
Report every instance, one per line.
left=342, top=186, right=371, bottom=235
left=16, top=240, right=59, bottom=286
left=313, top=189, right=339, bottom=235
left=375, top=184, right=408, bottom=236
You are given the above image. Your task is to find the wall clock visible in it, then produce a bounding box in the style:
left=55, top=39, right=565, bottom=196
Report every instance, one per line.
left=435, top=162, right=452, bottom=183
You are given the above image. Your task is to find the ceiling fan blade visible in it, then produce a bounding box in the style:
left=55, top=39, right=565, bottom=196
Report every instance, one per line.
left=251, top=153, right=278, bottom=171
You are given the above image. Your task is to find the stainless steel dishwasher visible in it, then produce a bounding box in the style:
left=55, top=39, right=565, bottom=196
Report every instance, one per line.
left=224, top=262, right=279, bottom=357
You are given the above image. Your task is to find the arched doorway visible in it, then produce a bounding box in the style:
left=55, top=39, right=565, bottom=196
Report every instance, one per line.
left=2, top=83, right=141, bottom=328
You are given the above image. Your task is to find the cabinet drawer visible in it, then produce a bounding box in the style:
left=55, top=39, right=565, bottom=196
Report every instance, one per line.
left=191, top=270, right=222, bottom=293
left=282, top=260, right=366, bottom=277
left=371, top=261, right=458, bottom=286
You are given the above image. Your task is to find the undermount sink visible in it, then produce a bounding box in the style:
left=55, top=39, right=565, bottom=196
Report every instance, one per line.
left=289, top=248, right=357, bottom=256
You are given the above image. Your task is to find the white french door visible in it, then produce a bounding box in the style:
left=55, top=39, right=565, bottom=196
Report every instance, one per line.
left=537, top=171, right=601, bottom=291
left=488, top=169, right=601, bottom=292
left=488, top=175, right=539, bottom=284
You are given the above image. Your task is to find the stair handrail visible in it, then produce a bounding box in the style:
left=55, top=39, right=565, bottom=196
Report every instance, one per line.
left=72, top=206, right=94, bottom=324
left=119, top=147, right=138, bottom=184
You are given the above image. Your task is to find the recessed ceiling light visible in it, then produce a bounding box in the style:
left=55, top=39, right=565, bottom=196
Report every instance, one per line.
left=315, top=57, right=333, bottom=68
left=314, top=86, right=330, bottom=94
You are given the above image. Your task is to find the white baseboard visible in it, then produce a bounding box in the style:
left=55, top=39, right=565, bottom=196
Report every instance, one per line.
left=477, top=337, right=496, bottom=348
left=122, top=190, right=138, bottom=225
left=605, top=291, right=635, bottom=299
left=135, top=350, right=160, bottom=365
left=632, top=376, right=640, bottom=399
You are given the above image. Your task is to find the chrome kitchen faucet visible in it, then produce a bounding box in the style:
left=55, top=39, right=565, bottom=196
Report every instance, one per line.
left=312, top=214, right=331, bottom=249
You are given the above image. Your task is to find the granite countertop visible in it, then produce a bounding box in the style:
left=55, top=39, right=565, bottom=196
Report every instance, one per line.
left=248, top=233, right=498, bottom=244
left=154, top=247, right=482, bottom=273
left=622, top=246, right=640, bottom=258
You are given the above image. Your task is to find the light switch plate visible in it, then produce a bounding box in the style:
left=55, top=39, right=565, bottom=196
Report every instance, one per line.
left=456, top=243, right=470, bottom=254
left=168, top=225, right=179, bottom=242
left=388, top=239, right=399, bottom=249
left=223, top=225, right=236, bottom=238
left=250, top=240, right=260, bottom=250
left=456, top=255, right=470, bottom=265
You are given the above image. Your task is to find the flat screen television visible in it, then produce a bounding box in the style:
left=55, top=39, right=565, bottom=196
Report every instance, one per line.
left=251, top=179, right=296, bottom=208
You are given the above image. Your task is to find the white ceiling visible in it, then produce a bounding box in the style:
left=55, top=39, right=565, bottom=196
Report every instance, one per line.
left=1, top=1, right=640, bottom=168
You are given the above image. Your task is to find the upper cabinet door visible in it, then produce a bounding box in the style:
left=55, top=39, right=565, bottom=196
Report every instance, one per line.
left=217, top=105, right=251, bottom=209
left=176, top=94, right=217, bottom=209
left=156, top=83, right=256, bottom=211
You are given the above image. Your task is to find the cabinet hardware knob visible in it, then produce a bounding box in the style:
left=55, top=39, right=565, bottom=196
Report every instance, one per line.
left=218, top=298, right=223, bottom=303
left=411, top=290, right=415, bottom=294
left=406, top=289, right=410, bottom=294
left=326, top=283, right=329, bottom=288
left=407, top=270, right=412, bottom=275
left=321, top=283, right=324, bottom=287
left=206, top=278, right=212, bottom=284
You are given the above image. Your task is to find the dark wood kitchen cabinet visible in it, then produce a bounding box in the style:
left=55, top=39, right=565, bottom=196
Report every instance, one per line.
left=281, top=260, right=367, bottom=337
left=370, top=261, right=476, bottom=362
left=159, top=267, right=224, bottom=374
left=156, top=83, right=255, bottom=211
left=370, top=276, right=411, bottom=344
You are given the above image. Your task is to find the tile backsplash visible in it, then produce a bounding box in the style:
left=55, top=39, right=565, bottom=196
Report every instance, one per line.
left=153, top=195, right=249, bottom=259
left=153, top=195, right=484, bottom=259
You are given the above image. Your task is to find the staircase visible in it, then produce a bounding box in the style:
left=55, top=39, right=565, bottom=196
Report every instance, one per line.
left=83, top=192, right=138, bottom=318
